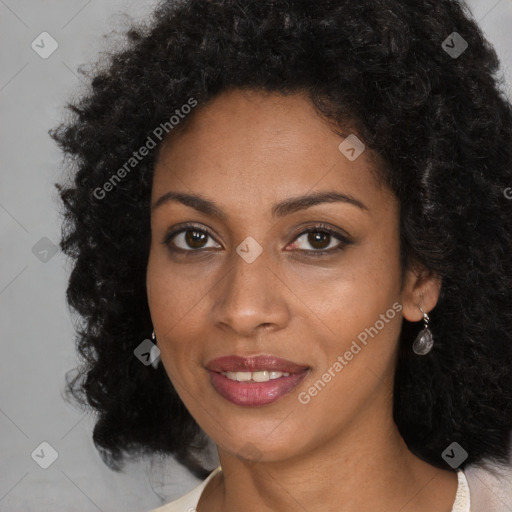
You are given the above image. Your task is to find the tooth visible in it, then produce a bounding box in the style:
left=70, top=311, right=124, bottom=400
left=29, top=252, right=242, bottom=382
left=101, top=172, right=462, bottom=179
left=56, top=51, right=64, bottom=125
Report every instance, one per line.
left=252, top=371, right=270, bottom=382
left=220, top=370, right=291, bottom=381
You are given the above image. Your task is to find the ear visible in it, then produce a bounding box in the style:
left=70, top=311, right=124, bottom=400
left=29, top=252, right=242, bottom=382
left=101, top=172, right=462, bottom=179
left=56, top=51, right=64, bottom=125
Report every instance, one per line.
left=400, top=260, right=442, bottom=322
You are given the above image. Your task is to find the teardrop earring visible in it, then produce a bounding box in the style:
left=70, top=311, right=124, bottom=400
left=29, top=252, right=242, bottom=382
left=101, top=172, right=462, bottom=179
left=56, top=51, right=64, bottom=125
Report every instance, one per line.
left=150, top=330, right=160, bottom=369
left=412, top=307, right=434, bottom=355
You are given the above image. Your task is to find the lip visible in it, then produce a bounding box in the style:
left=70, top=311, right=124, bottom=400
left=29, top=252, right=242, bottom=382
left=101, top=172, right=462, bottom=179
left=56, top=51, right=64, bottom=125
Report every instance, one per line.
left=205, top=354, right=309, bottom=374
left=205, top=355, right=310, bottom=407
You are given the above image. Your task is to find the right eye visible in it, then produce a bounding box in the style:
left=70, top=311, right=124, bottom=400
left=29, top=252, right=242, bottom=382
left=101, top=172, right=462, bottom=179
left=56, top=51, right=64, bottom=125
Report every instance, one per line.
left=162, top=223, right=221, bottom=253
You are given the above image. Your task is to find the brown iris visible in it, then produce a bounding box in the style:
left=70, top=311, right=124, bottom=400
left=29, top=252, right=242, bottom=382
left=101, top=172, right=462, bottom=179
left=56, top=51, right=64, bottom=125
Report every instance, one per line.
left=185, top=229, right=208, bottom=249
left=307, top=231, right=331, bottom=250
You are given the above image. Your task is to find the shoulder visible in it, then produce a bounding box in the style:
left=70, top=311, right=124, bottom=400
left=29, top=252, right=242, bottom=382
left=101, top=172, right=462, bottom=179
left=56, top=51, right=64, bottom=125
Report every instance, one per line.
left=146, top=466, right=221, bottom=512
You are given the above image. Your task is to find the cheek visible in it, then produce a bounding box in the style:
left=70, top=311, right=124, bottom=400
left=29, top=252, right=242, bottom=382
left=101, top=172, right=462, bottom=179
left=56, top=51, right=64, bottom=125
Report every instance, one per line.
left=305, top=271, right=402, bottom=385
left=300, top=226, right=403, bottom=376
left=146, top=250, right=195, bottom=363
left=293, top=230, right=402, bottom=337
left=291, top=269, right=403, bottom=443
left=146, top=244, right=211, bottom=320
left=146, top=234, right=225, bottom=403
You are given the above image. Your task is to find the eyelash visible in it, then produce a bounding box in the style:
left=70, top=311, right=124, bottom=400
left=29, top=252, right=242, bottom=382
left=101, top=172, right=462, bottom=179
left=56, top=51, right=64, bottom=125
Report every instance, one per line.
left=162, top=222, right=352, bottom=257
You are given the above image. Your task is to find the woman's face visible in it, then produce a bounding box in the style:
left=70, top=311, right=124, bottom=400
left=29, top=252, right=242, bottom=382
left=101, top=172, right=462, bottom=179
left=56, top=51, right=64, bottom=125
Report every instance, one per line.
left=146, top=89, right=437, bottom=463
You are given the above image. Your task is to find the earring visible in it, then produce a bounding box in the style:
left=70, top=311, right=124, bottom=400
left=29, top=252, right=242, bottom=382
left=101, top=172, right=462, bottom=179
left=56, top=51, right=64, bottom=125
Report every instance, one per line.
left=150, top=330, right=160, bottom=369
left=412, top=307, right=434, bottom=355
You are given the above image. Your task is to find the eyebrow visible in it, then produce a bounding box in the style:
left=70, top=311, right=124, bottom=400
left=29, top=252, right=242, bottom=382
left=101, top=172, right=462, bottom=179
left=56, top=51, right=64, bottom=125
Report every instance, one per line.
left=151, top=190, right=369, bottom=219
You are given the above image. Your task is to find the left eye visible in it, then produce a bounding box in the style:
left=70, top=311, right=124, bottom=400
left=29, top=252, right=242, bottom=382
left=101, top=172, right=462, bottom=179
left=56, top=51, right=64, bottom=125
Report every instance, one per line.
left=290, top=229, right=345, bottom=252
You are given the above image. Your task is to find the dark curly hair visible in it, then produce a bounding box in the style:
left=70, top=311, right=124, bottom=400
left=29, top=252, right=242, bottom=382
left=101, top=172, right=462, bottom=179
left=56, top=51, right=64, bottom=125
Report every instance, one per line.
left=50, top=0, right=512, bottom=480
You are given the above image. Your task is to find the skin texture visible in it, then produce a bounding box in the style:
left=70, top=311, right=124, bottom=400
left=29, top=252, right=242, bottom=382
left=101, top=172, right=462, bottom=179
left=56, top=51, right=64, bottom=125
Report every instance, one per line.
left=146, top=89, right=457, bottom=512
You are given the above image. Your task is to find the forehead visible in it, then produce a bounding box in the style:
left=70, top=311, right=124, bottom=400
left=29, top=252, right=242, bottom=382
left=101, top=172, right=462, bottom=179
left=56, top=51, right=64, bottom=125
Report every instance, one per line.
left=152, top=89, right=393, bottom=218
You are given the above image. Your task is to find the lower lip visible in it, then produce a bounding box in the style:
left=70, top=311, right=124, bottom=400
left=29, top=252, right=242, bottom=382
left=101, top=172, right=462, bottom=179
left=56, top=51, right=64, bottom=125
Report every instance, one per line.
left=207, top=370, right=308, bottom=406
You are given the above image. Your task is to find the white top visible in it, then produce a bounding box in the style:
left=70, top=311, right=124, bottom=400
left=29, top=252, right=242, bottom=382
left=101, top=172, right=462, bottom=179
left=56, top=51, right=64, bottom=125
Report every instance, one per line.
left=148, top=466, right=470, bottom=511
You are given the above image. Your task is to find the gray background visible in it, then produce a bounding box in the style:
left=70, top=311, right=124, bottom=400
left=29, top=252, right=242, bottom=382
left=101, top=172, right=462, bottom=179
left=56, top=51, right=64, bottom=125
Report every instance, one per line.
left=1, top=1, right=511, bottom=511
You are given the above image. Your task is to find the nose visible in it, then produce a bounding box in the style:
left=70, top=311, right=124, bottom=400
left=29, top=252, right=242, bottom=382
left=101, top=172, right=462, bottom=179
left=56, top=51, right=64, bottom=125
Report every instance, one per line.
left=210, top=246, right=291, bottom=338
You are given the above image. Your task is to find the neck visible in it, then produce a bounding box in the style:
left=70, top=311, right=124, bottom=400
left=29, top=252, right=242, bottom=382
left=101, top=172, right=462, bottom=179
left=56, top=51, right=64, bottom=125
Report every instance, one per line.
left=197, top=405, right=458, bottom=512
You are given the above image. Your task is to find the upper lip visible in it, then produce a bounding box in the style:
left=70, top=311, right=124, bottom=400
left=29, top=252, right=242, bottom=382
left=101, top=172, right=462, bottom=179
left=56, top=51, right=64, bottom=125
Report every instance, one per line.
left=206, top=355, right=309, bottom=374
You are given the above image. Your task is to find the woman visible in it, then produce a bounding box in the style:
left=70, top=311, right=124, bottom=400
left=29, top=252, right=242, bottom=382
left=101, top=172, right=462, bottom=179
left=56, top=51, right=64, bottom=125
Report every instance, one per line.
left=50, top=0, right=512, bottom=510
